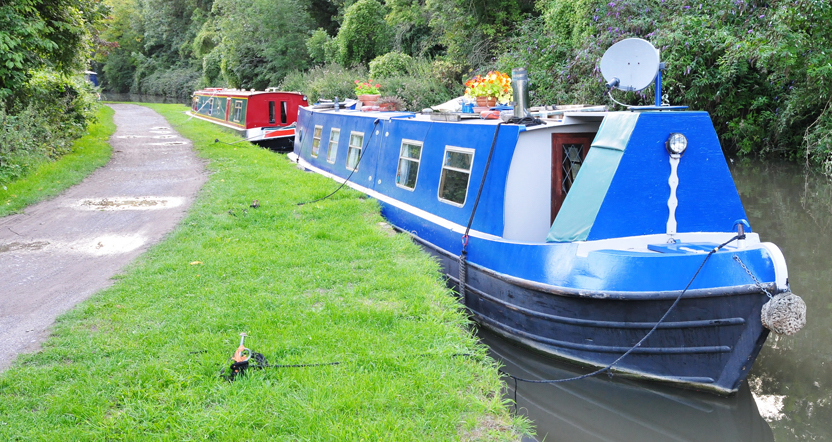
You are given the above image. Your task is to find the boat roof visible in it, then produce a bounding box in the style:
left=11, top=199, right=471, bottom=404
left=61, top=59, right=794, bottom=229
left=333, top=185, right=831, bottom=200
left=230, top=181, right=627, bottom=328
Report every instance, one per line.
left=303, top=106, right=613, bottom=131
left=194, top=88, right=305, bottom=98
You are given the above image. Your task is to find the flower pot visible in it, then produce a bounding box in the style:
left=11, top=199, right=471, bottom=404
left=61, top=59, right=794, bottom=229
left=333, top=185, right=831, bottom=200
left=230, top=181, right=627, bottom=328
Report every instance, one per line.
left=358, top=94, right=381, bottom=106
left=475, top=96, right=498, bottom=108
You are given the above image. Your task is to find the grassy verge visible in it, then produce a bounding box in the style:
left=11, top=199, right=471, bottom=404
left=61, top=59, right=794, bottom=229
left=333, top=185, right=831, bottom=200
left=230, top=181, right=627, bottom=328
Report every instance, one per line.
left=0, top=103, right=529, bottom=441
left=0, top=105, right=115, bottom=217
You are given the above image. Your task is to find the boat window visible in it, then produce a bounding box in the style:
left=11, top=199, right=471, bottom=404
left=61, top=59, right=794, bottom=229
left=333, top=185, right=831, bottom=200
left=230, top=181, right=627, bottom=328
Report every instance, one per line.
left=281, top=101, right=287, bottom=124
left=208, top=98, right=214, bottom=115
left=396, top=140, right=422, bottom=190
left=551, top=133, right=594, bottom=223
left=327, top=128, right=340, bottom=163
left=311, top=125, right=323, bottom=157
left=269, top=101, right=275, bottom=124
left=233, top=101, right=243, bottom=122
left=438, top=146, right=475, bottom=206
left=346, top=131, right=364, bottom=171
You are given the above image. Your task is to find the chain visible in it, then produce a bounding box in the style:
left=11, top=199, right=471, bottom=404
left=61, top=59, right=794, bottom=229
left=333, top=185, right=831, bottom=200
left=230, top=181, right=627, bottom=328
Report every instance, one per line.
left=733, top=255, right=773, bottom=298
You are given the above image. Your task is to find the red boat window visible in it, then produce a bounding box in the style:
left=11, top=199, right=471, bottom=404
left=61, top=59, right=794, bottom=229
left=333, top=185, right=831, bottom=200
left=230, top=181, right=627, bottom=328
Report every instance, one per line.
left=281, top=101, right=287, bottom=124
left=269, top=101, right=275, bottom=124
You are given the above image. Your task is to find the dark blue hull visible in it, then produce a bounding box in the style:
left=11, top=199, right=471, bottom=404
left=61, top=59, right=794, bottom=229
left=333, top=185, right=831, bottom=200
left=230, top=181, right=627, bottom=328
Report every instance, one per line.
left=403, top=229, right=770, bottom=395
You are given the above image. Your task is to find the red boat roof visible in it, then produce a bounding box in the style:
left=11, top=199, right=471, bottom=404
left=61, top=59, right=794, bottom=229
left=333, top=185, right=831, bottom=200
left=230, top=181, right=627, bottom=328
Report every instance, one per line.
left=193, top=88, right=305, bottom=98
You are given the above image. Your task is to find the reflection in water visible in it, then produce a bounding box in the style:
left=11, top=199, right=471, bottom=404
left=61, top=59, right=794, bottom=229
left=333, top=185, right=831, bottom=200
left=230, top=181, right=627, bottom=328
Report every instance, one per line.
left=480, top=328, right=773, bottom=442
left=476, top=161, right=832, bottom=441
left=734, top=161, right=832, bottom=441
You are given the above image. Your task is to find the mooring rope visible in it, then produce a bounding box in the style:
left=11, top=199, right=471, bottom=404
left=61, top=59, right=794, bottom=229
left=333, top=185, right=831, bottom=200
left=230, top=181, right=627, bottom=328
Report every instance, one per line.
left=296, top=119, right=380, bottom=206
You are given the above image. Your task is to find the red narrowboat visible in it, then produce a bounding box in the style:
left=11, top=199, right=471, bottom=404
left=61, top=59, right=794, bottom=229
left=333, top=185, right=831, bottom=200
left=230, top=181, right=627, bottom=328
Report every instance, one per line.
left=190, top=88, right=308, bottom=148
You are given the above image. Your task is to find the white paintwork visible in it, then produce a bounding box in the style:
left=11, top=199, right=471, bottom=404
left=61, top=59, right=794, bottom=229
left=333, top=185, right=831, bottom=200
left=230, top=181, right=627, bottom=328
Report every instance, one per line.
left=667, top=155, right=680, bottom=234
left=759, top=242, right=790, bottom=291
left=503, top=120, right=604, bottom=242
left=288, top=153, right=501, bottom=241
left=575, top=231, right=762, bottom=257
left=503, top=130, right=553, bottom=241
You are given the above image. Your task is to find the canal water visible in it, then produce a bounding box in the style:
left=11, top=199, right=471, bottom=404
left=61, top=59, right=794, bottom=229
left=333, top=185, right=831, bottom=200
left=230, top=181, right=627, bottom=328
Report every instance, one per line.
left=480, top=160, right=832, bottom=441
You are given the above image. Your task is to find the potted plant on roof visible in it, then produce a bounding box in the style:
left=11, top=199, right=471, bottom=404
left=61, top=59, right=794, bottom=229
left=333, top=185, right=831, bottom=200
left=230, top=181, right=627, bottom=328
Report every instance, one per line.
left=355, top=80, right=381, bottom=106
left=464, top=71, right=512, bottom=108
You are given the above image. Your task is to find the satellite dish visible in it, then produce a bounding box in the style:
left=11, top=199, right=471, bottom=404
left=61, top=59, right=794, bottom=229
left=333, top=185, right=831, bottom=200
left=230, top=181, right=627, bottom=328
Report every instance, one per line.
left=600, top=38, right=660, bottom=92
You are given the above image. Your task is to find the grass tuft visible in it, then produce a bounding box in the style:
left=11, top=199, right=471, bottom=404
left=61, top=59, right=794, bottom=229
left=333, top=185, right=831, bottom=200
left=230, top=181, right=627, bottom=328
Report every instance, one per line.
left=0, top=103, right=531, bottom=441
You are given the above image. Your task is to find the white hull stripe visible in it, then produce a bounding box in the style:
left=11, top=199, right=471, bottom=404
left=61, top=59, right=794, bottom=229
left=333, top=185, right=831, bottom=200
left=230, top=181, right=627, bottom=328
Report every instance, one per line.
left=289, top=154, right=500, bottom=241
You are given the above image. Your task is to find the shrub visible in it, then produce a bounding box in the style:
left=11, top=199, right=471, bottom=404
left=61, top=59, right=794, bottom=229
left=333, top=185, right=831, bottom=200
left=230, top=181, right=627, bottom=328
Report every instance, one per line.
left=140, top=66, right=202, bottom=98
left=336, top=0, right=391, bottom=66
left=1, top=70, right=99, bottom=185
left=369, top=52, right=413, bottom=79
left=279, top=64, right=368, bottom=103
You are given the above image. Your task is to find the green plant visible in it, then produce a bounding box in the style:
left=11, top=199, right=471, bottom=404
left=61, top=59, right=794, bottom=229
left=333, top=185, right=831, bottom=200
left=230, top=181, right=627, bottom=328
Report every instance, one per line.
left=336, top=0, right=391, bottom=66
left=369, top=52, right=413, bottom=79
left=279, top=63, right=368, bottom=103
left=354, top=80, right=381, bottom=95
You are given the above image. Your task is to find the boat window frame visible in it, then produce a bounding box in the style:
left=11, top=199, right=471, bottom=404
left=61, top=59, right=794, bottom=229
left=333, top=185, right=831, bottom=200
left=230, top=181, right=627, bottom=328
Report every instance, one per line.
left=327, top=128, right=340, bottom=164
left=311, top=125, right=323, bottom=158
left=208, top=97, right=214, bottom=115
left=437, top=146, right=476, bottom=207
left=268, top=101, right=275, bottom=124
left=395, top=139, right=423, bottom=191
left=233, top=100, right=243, bottom=122
left=346, top=131, right=364, bottom=171
left=281, top=101, right=288, bottom=124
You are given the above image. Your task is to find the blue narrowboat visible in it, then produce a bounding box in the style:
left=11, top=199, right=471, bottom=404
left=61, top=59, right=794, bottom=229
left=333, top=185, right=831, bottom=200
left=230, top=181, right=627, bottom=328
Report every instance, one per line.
left=288, top=41, right=800, bottom=394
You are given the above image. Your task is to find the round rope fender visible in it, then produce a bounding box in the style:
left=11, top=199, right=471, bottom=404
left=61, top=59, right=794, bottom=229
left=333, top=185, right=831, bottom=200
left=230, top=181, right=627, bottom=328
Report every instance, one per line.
left=761, top=292, right=807, bottom=336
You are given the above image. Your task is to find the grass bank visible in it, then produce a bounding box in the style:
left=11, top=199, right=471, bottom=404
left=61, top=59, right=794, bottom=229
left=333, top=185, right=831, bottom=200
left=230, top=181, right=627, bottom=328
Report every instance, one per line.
left=0, top=105, right=115, bottom=217
left=0, top=103, right=529, bottom=441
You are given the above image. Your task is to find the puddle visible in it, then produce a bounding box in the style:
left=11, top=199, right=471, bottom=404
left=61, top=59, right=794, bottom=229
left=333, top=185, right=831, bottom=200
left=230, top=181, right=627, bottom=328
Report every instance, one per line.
left=153, top=135, right=176, bottom=139
left=149, top=130, right=172, bottom=134
left=0, top=241, right=50, bottom=254
left=74, top=234, right=147, bottom=256
left=116, top=135, right=148, bottom=139
left=73, top=196, right=185, bottom=211
left=150, top=141, right=187, bottom=146
left=150, top=126, right=170, bottom=130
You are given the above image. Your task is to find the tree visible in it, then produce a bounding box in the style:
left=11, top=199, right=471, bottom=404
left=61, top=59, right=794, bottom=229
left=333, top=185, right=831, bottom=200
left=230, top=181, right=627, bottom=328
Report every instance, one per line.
left=0, top=0, right=108, bottom=101
left=336, top=0, right=391, bottom=67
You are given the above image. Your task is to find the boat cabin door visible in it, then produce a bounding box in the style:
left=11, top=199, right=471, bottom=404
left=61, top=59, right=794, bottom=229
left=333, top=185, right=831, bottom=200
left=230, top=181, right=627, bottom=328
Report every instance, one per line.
left=551, top=133, right=595, bottom=223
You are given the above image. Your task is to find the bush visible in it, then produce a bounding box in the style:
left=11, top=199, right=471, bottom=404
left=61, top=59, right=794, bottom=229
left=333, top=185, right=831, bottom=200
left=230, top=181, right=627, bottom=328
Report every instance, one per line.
left=279, top=63, right=368, bottom=103
left=140, top=66, right=202, bottom=98
left=369, top=52, right=413, bottom=78
left=1, top=70, right=99, bottom=185
left=336, top=0, right=391, bottom=66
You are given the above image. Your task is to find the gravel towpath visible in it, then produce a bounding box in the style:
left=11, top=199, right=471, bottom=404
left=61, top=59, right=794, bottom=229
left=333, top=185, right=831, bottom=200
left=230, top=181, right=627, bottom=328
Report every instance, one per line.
left=0, top=104, right=207, bottom=370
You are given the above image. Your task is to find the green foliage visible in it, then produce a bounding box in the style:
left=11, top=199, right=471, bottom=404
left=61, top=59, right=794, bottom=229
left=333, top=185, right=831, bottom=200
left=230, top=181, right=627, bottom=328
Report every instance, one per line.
left=0, top=0, right=108, bottom=100
left=139, top=66, right=202, bottom=97
left=425, top=0, right=525, bottom=68
left=336, top=0, right=392, bottom=66
left=307, top=28, right=338, bottom=65
left=369, top=51, right=412, bottom=79
left=214, top=0, right=313, bottom=89
left=1, top=71, right=99, bottom=185
left=1, top=105, right=114, bottom=216
left=280, top=63, right=368, bottom=103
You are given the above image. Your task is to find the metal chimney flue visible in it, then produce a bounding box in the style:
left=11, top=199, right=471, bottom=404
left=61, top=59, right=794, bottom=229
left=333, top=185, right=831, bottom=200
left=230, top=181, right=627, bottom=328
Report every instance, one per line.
left=511, top=68, right=531, bottom=118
